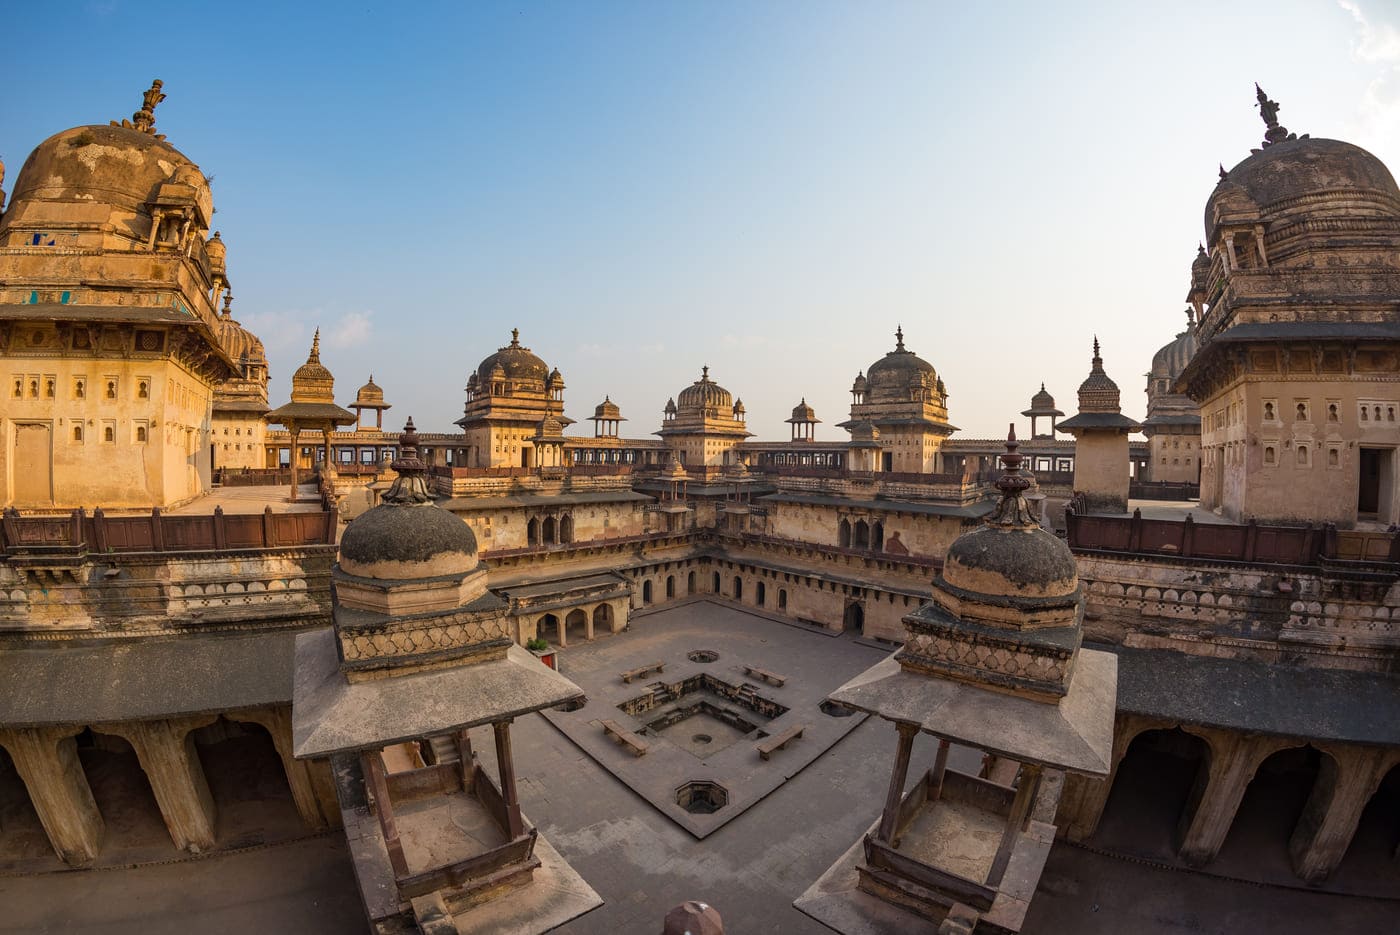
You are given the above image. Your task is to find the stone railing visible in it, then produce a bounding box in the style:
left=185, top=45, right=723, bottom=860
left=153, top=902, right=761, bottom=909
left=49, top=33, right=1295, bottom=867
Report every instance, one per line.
left=1066, top=507, right=1400, bottom=571
left=0, top=505, right=337, bottom=556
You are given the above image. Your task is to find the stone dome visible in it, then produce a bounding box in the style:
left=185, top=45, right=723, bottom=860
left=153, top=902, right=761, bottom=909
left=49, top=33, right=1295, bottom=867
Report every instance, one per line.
left=865, top=327, right=940, bottom=401
left=476, top=329, right=548, bottom=386
left=942, top=524, right=1078, bottom=600
left=593, top=396, right=622, bottom=420
left=339, top=502, right=480, bottom=580
left=291, top=330, right=335, bottom=404
left=216, top=300, right=265, bottom=365
left=354, top=376, right=386, bottom=406
left=338, top=420, right=480, bottom=581
left=1206, top=136, right=1400, bottom=242
left=790, top=398, right=817, bottom=422
left=1150, top=326, right=1198, bottom=381
left=676, top=366, right=733, bottom=413
left=8, top=123, right=212, bottom=232
left=1076, top=338, right=1120, bottom=412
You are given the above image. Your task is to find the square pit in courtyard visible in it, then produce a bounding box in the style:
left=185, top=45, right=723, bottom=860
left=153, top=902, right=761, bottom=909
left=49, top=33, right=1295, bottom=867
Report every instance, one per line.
left=540, top=600, right=891, bottom=837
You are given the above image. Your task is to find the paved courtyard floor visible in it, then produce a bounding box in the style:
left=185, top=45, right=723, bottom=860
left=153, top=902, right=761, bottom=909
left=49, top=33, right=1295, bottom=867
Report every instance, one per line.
left=2, top=601, right=1397, bottom=933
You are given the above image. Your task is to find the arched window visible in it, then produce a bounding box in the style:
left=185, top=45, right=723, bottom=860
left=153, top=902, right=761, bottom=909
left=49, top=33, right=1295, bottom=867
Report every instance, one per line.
left=757, top=581, right=766, bottom=606
left=527, top=517, right=540, bottom=546
left=542, top=515, right=557, bottom=544
left=734, top=576, right=743, bottom=601
left=45, top=379, right=55, bottom=398
left=778, top=589, right=788, bottom=611
left=105, top=381, right=116, bottom=399
left=687, top=571, right=696, bottom=594
left=138, top=381, right=149, bottom=399
left=854, top=520, right=870, bottom=548
left=1264, top=447, right=1275, bottom=465
left=712, top=571, right=721, bottom=593
left=136, top=425, right=147, bottom=443
left=73, top=426, right=83, bottom=442
left=1297, top=446, right=1309, bottom=466
left=872, top=521, right=884, bottom=552
left=560, top=514, right=574, bottom=544
left=838, top=519, right=851, bottom=548
left=643, top=580, right=653, bottom=604
left=103, top=426, right=115, bottom=443
left=666, top=575, right=675, bottom=598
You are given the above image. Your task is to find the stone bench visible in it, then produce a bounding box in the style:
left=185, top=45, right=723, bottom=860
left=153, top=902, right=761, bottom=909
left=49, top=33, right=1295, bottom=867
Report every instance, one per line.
left=620, top=661, right=665, bottom=683
left=601, top=719, right=649, bottom=757
left=742, top=664, right=787, bottom=687
left=757, top=724, right=805, bottom=760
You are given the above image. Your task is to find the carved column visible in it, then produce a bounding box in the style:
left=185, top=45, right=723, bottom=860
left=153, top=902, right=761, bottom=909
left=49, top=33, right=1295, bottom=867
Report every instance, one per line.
left=1178, top=732, right=1275, bottom=867
left=107, top=716, right=217, bottom=853
left=876, top=721, right=920, bottom=844
left=0, top=726, right=104, bottom=866
left=234, top=707, right=331, bottom=831
left=1289, top=747, right=1396, bottom=884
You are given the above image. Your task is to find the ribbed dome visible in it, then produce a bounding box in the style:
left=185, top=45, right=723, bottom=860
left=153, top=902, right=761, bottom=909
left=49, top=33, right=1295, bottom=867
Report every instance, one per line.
left=676, top=366, right=733, bottom=413
left=593, top=396, right=622, bottom=420
left=354, top=376, right=385, bottom=406
left=1076, top=339, right=1120, bottom=413
left=864, top=328, right=941, bottom=402
left=476, top=329, right=548, bottom=385
left=6, top=123, right=212, bottom=231
left=216, top=304, right=265, bottom=365
left=790, top=398, right=817, bottom=421
left=1150, top=328, right=1198, bottom=381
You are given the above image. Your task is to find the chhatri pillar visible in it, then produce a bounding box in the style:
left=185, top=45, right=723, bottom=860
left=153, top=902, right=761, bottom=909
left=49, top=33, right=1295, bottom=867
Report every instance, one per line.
left=1058, top=338, right=1140, bottom=513
left=292, top=420, right=600, bottom=934
left=799, top=429, right=1118, bottom=935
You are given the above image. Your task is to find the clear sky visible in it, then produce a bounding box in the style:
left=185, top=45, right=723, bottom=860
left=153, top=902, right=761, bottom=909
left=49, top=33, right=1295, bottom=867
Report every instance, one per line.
left=4, top=1, right=1399, bottom=440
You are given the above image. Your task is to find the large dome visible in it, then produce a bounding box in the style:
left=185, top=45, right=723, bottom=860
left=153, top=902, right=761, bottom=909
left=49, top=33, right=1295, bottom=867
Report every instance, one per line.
left=864, top=327, right=941, bottom=400
left=1206, top=137, right=1400, bottom=241
left=8, top=123, right=211, bottom=229
left=476, top=329, right=548, bottom=385
left=1150, top=327, right=1198, bottom=381
left=676, top=366, right=733, bottom=413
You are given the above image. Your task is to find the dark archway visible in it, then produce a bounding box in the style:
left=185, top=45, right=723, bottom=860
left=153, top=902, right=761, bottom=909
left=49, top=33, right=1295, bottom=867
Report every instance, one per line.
left=757, top=581, right=766, bottom=606
left=642, top=580, right=654, bottom=604
left=872, top=521, right=885, bottom=551
left=687, top=571, right=696, bottom=594
left=1334, top=762, right=1400, bottom=886
left=593, top=604, right=612, bottom=632
left=843, top=601, right=864, bottom=633
left=712, top=571, right=721, bottom=593
left=838, top=519, right=851, bottom=548
left=539, top=613, right=561, bottom=644
left=0, top=743, right=46, bottom=859
left=733, top=576, right=743, bottom=601
left=854, top=520, right=870, bottom=548
left=542, top=516, right=557, bottom=545
left=778, top=588, right=788, bottom=611
left=1218, top=745, right=1332, bottom=873
left=560, top=514, right=574, bottom=544
left=666, top=575, right=675, bottom=598
left=192, top=719, right=298, bottom=837
left=76, top=729, right=167, bottom=850
left=1095, top=728, right=1212, bottom=857
left=527, top=517, right=540, bottom=547
left=565, top=608, right=590, bottom=641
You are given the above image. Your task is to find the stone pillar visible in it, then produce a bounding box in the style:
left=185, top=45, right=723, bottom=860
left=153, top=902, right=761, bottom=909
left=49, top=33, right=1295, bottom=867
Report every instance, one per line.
left=877, top=721, right=920, bottom=844
left=1178, top=733, right=1275, bottom=867
left=1289, top=747, right=1396, bottom=884
left=585, top=609, right=595, bottom=642
left=493, top=719, right=524, bottom=839
left=235, top=707, right=331, bottom=830
left=613, top=599, right=627, bottom=633
left=0, top=726, right=104, bottom=866
left=1056, top=715, right=1141, bottom=843
left=107, top=716, right=217, bottom=853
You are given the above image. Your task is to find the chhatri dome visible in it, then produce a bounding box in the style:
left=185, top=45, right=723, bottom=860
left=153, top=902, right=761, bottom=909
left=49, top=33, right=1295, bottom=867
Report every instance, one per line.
left=859, top=326, right=946, bottom=403
left=475, top=328, right=549, bottom=387
left=676, top=365, right=734, bottom=415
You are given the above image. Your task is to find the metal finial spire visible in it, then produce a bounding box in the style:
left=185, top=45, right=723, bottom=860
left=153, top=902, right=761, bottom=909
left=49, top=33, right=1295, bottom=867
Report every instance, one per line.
left=309, top=328, right=321, bottom=361
left=509, top=327, right=520, bottom=347
left=986, top=423, right=1036, bottom=526
left=702, top=365, right=709, bottom=380
left=895, top=325, right=905, bottom=351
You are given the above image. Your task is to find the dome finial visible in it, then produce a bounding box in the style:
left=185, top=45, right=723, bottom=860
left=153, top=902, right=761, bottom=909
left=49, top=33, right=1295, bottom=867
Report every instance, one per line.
left=895, top=325, right=905, bottom=351
left=309, top=328, right=322, bottom=362
left=384, top=417, right=431, bottom=505
left=509, top=327, right=520, bottom=347
left=702, top=364, right=709, bottom=380
left=1254, top=83, right=1292, bottom=147
left=1219, top=163, right=1228, bottom=180
left=221, top=293, right=233, bottom=320
left=1092, top=334, right=1100, bottom=361
left=986, top=423, right=1035, bottom=526
left=132, top=79, right=166, bottom=135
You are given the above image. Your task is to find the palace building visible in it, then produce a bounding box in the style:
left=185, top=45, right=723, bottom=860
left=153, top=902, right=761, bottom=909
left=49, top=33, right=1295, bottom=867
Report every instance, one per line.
left=1, top=83, right=1398, bottom=935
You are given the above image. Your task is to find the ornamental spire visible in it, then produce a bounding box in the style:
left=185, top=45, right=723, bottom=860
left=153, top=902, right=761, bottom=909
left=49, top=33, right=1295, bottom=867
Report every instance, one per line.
left=986, top=423, right=1037, bottom=527
left=1254, top=83, right=1294, bottom=147
left=384, top=417, right=432, bottom=504
left=309, top=328, right=322, bottom=363
left=132, top=79, right=165, bottom=134
left=895, top=325, right=905, bottom=351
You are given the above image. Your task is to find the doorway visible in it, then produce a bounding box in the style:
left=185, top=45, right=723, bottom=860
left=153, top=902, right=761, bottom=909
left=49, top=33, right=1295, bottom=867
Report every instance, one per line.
left=1358, top=448, right=1392, bottom=521
left=13, top=423, right=53, bottom=506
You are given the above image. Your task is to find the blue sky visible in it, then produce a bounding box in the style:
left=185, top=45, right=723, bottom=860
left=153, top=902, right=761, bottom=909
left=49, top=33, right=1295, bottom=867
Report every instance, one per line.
left=5, top=1, right=1400, bottom=439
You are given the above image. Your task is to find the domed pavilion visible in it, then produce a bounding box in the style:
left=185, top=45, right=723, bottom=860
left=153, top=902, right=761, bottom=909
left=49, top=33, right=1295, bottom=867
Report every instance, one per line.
left=455, top=329, right=573, bottom=469
left=655, top=366, right=752, bottom=469
left=808, top=430, right=1117, bottom=934
left=292, top=419, right=599, bottom=933
left=838, top=327, right=955, bottom=473
left=1178, top=85, right=1400, bottom=525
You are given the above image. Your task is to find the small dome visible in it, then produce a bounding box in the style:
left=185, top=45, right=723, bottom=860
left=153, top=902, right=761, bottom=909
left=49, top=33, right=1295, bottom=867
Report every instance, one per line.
left=852, top=371, right=868, bottom=393
left=536, top=415, right=564, bottom=437
left=1075, top=338, right=1120, bottom=412
left=216, top=297, right=265, bottom=365
left=676, top=366, right=734, bottom=413
left=547, top=366, right=563, bottom=385
left=354, top=375, right=387, bottom=407
left=942, top=524, right=1078, bottom=600
left=475, top=328, right=548, bottom=386
left=1021, top=383, right=1062, bottom=418
left=290, top=330, right=335, bottom=404
left=790, top=398, right=817, bottom=422
left=664, top=397, right=677, bottom=414
left=593, top=396, right=623, bottom=421
left=338, top=420, right=480, bottom=581
left=733, top=398, right=746, bottom=415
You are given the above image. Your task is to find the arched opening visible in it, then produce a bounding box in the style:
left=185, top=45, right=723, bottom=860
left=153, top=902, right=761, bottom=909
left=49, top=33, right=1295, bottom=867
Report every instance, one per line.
left=559, top=514, right=574, bottom=544
left=854, top=520, right=870, bottom=548
left=843, top=601, right=864, bottom=634
left=1095, top=728, right=1212, bottom=857
left=565, top=608, right=590, bottom=642
left=0, top=743, right=47, bottom=858
left=1218, top=745, right=1331, bottom=872
left=687, top=571, right=696, bottom=594
left=872, top=521, right=885, bottom=551
left=1335, top=763, right=1400, bottom=885
left=539, top=613, right=561, bottom=644
left=191, top=718, right=299, bottom=836
left=757, top=581, right=766, bottom=606
left=643, top=580, right=654, bottom=604
left=733, top=576, right=743, bottom=601
left=712, top=572, right=721, bottom=593
left=542, top=516, right=557, bottom=545
left=75, top=728, right=167, bottom=850
left=778, top=588, right=788, bottom=611
left=838, top=519, right=851, bottom=548
left=592, top=604, right=612, bottom=633
left=666, top=576, right=675, bottom=598
left=527, top=517, right=540, bottom=547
